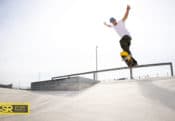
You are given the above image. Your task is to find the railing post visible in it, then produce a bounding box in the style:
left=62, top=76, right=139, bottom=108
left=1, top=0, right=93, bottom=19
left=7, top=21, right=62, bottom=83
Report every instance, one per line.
left=170, top=63, right=174, bottom=77
left=93, top=73, right=96, bottom=80
left=130, top=67, right=133, bottom=79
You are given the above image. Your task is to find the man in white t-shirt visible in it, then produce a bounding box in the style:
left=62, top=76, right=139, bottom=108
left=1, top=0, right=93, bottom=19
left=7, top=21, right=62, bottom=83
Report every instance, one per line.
left=104, top=5, right=132, bottom=55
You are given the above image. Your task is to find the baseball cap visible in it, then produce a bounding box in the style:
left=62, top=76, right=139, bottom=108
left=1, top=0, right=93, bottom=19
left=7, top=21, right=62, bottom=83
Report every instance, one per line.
left=109, top=17, right=116, bottom=23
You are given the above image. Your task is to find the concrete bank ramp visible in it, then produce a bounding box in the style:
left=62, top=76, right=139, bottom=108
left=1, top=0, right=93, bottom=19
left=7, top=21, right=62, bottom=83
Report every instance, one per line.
left=0, top=77, right=175, bottom=121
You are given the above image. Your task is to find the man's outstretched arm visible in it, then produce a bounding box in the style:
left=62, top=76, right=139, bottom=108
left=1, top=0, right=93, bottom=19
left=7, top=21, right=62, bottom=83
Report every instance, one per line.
left=122, top=5, right=131, bottom=22
left=104, top=22, right=112, bottom=28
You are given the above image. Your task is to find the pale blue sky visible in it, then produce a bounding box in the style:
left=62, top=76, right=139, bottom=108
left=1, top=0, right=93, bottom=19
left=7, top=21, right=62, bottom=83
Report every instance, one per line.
left=0, top=0, right=175, bottom=88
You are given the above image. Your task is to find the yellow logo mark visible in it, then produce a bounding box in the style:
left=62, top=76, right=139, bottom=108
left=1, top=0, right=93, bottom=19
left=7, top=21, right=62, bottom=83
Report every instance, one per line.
left=0, top=103, right=30, bottom=115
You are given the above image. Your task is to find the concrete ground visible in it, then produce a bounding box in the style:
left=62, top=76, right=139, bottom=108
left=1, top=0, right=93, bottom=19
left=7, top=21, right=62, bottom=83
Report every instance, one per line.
left=0, top=77, right=175, bottom=121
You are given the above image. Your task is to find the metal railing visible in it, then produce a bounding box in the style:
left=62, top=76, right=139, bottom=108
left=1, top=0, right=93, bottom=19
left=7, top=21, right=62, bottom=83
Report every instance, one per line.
left=52, top=62, right=174, bottom=80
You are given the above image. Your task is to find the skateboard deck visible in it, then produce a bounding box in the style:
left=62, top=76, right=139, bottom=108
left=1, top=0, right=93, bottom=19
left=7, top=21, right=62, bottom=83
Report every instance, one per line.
left=120, top=51, right=138, bottom=67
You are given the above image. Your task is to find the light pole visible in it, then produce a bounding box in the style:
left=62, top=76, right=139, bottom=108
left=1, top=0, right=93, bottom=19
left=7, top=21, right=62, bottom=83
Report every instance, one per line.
left=95, top=46, right=98, bottom=80
left=38, top=72, right=41, bottom=81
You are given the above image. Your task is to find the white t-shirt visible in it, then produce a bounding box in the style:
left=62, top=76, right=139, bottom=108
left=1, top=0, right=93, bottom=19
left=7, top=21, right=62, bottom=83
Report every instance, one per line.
left=112, top=20, right=130, bottom=37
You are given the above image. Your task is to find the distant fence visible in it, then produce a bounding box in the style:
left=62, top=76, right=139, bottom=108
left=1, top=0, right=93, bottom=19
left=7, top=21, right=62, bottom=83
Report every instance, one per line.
left=52, top=62, right=174, bottom=80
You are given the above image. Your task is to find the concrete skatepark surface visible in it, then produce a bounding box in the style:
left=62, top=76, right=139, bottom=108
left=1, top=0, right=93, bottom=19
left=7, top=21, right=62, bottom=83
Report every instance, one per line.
left=0, top=77, right=175, bottom=121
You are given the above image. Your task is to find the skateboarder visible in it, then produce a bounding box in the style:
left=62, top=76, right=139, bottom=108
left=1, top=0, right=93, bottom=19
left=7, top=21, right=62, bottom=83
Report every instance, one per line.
left=104, top=5, right=137, bottom=66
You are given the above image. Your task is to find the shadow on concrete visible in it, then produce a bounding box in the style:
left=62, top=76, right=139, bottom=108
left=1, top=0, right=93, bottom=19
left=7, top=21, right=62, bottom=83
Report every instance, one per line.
left=137, top=79, right=175, bottom=111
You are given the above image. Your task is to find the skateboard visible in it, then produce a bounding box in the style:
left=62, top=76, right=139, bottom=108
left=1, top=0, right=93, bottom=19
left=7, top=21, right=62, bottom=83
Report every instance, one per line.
left=120, top=51, right=138, bottom=67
